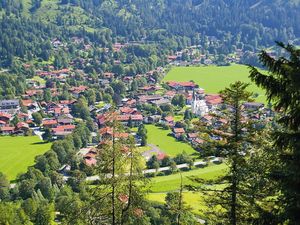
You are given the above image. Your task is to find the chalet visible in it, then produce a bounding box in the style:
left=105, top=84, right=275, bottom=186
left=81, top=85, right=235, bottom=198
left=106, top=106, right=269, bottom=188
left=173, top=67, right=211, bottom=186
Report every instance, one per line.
left=18, top=113, right=29, bottom=121
left=54, top=107, right=70, bottom=117
left=0, top=126, right=15, bottom=135
left=162, top=116, right=174, bottom=126
left=84, top=149, right=97, bottom=166
left=187, top=133, right=198, bottom=142
left=116, top=114, right=143, bottom=127
left=192, top=138, right=205, bottom=146
left=57, top=118, right=73, bottom=125
left=42, top=119, right=58, bottom=128
left=0, top=112, right=12, bottom=123
left=0, top=120, right=7, bottom=127
left=0, top=100, right=20, bottom=113
left=69, top=85, right=88, bottom=98
left=173, top=128, right=185, bottom=139
left=164, top=91, right=176, bottom=99
left=21, top=99, right=37, bottom=110
left=99, top=127, right=113, bottom=139
left=151, top=98, right=171, bottom=106
left=139, top=85, right=158, bottom=93
left=52, top=125, right=76, bottom=137
left=119, top=107, right=137, bottom=115
left=138, top=95, right=163, bottom=104
left=201, top=115, right=213, bottom=125
left=114, top=132, right=130, bottom=139
left=205, top=94, right=223, bottom=109
left=16, top=122, right=29, bottom=132
left=122, top=99, right=136, bottom=107
left=60, top=100, right=77, bottom=106
left=24, top=89, right=43, bottom=98
left=166, top=81, right=196, bottom=91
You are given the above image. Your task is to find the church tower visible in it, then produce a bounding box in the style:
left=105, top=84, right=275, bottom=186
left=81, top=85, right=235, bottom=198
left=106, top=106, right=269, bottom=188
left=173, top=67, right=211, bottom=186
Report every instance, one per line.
left=191, top=88, right=208, bottom=116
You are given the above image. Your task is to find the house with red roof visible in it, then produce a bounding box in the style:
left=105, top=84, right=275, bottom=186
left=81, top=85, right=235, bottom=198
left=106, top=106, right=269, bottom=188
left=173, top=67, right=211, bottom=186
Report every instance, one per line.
left=116, top=114, right=143, bottom=127
left=42, top=119, right=58, bottom=128
left=0, top=112, right=12, bottom=123
left=0, top=126, right=15, bottom=135
left=51, top=125, right=76, bottom=137
left=173, top=127, right=185, bottom=139
left=205, top=94, right=223, bottom=110
left=166, top=81, right=196, bottom=91
left=162, top=116, right=174, bottom=126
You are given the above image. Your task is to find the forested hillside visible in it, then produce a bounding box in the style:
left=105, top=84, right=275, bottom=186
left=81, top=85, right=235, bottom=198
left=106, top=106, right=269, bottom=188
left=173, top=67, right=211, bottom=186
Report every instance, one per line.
left=0, top=0, right=299, bottom=67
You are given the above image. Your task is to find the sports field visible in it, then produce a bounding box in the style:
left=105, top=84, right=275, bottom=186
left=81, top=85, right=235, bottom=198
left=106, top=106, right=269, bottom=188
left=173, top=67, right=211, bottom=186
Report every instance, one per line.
left=146, top=125, right=196, bottom=156
left=0, top=136, right=51, bottom=181
left=163, top=64, right=267, bottom=103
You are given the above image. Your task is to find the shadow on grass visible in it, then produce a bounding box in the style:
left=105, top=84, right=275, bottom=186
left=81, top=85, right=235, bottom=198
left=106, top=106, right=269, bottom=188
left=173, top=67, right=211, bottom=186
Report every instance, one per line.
left=31, top=141, right=50, bottom=145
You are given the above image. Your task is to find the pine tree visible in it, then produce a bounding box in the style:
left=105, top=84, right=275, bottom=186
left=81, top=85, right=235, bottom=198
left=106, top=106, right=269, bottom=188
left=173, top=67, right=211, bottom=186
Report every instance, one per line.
left=87, top=112, right=148, bottom=224
left=249, top=42, right=300, bottom=224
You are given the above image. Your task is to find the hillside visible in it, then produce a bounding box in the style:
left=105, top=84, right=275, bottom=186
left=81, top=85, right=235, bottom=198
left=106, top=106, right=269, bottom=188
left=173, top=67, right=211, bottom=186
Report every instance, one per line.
left=0, top=0, right=299, bottom=67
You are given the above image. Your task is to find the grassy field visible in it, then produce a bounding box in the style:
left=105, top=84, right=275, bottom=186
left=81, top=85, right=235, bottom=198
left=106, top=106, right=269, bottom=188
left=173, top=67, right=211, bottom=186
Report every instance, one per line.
left=147, top=192, right=206, bottom=214
left=163, top=64, right=267, bottom=103
left=147, top=163, right=228, bottom=215
left=146, top=125, right=196, bottom=156
left=149, top=163, right=227, bottom=192
left=0, top=136, right=51, bottom=181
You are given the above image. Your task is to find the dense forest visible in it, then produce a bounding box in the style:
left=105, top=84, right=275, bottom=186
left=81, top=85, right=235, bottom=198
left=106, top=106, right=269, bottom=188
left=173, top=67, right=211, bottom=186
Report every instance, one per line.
left=0, top=0, right=300, bottom=67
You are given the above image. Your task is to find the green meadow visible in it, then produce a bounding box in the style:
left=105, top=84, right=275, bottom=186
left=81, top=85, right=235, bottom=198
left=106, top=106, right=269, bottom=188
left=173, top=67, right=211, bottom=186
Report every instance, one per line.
left=146, top=125, right=196, bottom=156
left=0, top=136, right=51, bottom=181
left=149, top=163, right=228, bottom=192
left=163, top=64, right=267, bottom=103
left=147, top=163, right=228, bottom=215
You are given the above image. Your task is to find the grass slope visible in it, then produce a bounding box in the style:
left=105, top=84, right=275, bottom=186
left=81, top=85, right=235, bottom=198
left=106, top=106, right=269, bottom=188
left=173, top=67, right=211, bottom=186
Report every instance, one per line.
left=147, top=163, right=228, bottom=215
left=163, top=64, right=267, bottom=103
left=0, top=136, right=51, bottom=181
left=147, top=192, right=206, bottom=215
left=146, top=125, right=196, bottom=156
left=149, top=163, right=227, bottom=192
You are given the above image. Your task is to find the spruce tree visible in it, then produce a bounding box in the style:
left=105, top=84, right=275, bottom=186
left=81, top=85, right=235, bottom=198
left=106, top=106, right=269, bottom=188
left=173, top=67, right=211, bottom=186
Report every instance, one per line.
left=249, top=42, right=300, bottom=224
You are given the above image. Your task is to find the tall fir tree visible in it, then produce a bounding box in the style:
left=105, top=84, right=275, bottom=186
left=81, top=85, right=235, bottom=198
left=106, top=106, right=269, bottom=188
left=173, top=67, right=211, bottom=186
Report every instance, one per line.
left=249, top=42, right=300, bottom=224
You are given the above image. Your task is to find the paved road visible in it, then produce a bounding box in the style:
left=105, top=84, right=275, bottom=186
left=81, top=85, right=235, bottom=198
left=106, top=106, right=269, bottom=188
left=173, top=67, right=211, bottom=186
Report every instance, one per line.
left=85, top=160, right=208, bottom=181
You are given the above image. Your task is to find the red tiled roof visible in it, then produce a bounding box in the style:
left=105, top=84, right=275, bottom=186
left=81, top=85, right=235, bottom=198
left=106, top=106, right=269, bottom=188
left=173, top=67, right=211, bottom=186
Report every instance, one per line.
left=116, top=114, right=143, bottom=121
left=188, top=133, right=198, bottom=138
left=42, top=119, right=58, bottom=126
left=1, top=126, right=15, bottom=132
left=16, top=122, right=29, bottom=129
left=0, top=113, right=12, bottom=119
left=21, top=99, right=33, bottom=107
left=164, top=116, right=174, bottom=122
left=173, top=128, right=185, bottom=133
left=120, top=107, right=136, bottom=114
left=205, top=94, right=223, bottom=105
left=114, top=133, right=130, bottom=138
left=99, top=127, right=113, bottom=135
left=167, top=81, right=196, bottom=88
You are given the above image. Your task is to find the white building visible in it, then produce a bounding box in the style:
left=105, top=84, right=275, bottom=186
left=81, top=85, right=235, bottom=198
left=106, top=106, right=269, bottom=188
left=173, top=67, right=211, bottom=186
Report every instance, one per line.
left=191, top=89, right=208, bottom=116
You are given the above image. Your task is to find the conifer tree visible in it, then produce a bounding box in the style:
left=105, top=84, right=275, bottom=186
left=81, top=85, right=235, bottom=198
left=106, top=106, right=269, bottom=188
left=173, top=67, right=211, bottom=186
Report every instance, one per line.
left=249, top=42, right=300, bottom=224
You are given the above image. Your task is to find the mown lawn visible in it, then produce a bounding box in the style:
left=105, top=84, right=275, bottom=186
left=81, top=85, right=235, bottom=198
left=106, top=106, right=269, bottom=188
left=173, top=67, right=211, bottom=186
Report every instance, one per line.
left=146, top=125, right=196, bottom=156
left=149, top=163, right=228, bottom=192
left=0, top=136, right=51, bottom=181
left=163, top=64, right=267, bottom=103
